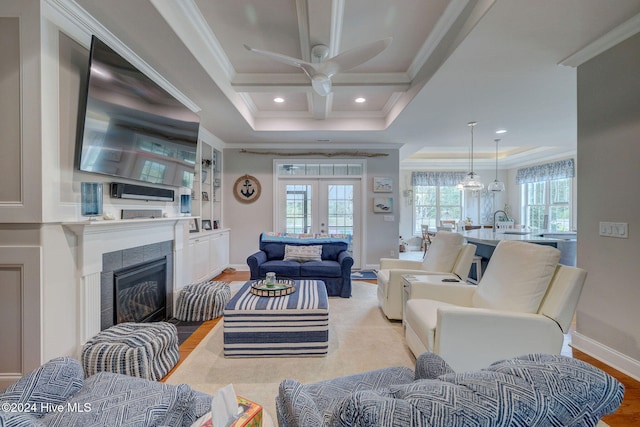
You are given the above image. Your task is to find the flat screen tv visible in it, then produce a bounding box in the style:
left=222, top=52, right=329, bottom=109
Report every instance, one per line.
left=76, top=36, right=199, bottom=188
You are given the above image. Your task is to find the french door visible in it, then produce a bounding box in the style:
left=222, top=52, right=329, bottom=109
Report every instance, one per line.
left=276, top=178, right=361, bottom=268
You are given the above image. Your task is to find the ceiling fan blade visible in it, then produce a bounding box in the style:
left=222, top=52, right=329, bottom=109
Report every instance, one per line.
left=311, top=75, right=332, bottom=96
left=243, top=44, right=312, bottom=70
left=329, top=38, right=392, bottom=73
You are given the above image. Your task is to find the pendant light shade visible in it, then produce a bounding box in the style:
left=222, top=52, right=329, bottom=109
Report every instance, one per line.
left=460, top=121, right=484, bottom=191
left=488, top=138, right=506, bottom=192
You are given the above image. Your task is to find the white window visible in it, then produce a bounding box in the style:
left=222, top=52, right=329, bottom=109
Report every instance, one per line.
left=413, top=185, right=462, bottom=234
left=521, top=178, right=572, bottom=231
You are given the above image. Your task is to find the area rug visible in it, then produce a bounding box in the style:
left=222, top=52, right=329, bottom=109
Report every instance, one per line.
left=350, top=270, right=377, bottom=280
left=164, top=281, right=415, bottom=419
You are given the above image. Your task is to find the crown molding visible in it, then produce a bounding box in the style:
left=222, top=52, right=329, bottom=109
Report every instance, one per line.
left=46, top=0, right=201, bottom=113
left=560, top=13, right=640, bottom=67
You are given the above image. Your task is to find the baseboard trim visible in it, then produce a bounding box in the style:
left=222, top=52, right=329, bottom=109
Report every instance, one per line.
left=572, top=331, right=640, bottom=381
left=230, top=264, right=250, bottom=271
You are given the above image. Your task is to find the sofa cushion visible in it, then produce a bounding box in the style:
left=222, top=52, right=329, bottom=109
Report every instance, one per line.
left=258, top=260, right=301, bottom=277
left=41, top=371, right=196, bottom=427
left=487, top=354, right=625, bottom=425
left=472, top=241, right=560, bottom=313
left=421, top=232, right=463, bottom=273
left=321, top=242, right=348, bottom=261
left=277, top=379, right=324, bottom=427
left=261, top=242, right=287, bottom=260
left=330, top=390, right=423, bottom=427
left=0, top=412, right=47, bottom=427
left=0, top=357, right=84, bottom=418
left=300, top=260, right=342, bottom=277
left=388, top=373, right=540, bottom=426
left=284, top=245, right=323, bottom=262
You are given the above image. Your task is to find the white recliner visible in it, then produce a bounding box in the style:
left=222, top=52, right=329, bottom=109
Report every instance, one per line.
left=377, top=231, right=476, bottom=320
left=404, top=240, right=587, bottom=372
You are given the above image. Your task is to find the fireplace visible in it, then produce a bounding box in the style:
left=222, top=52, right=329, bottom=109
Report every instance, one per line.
left=114, top=258, right=167, bottom=324
left=100, top=240, right=174, bottom=331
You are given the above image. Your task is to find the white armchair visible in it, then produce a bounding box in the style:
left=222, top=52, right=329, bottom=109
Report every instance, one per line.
left=404, top=240, right=587, bottom=372
left=376, top=231, right=476, bottom=320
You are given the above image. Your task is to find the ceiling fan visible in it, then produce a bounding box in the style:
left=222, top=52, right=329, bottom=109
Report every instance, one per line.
left=244, top=38, right=392, bottom=96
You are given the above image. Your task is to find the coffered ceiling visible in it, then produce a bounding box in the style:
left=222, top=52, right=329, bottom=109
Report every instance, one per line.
left=63, top=0, right=640, bottom=167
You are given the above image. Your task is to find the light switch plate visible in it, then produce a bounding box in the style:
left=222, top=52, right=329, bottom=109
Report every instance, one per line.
left=599, top=221, right=628, bottom=238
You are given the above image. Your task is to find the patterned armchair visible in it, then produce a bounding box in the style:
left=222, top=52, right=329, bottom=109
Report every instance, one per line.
left=276, top=353, right=624, bottom=427
left=0, top=357, right=211, bottom=426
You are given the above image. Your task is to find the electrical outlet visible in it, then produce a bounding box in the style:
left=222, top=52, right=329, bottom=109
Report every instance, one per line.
left=389, top=249, right=395, bottom=257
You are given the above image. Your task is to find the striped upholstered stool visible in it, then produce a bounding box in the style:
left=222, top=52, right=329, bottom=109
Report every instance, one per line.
left=175, top=280, right=231, bottom=321
left=81, top=322, right=179, bottom=381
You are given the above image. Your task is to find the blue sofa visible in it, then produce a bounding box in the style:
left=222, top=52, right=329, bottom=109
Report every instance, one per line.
left=276, top=353, right=624, bottom=427
left=247, top=232, right=354, bottom=297
left=0, top=357, right=211, bottom=426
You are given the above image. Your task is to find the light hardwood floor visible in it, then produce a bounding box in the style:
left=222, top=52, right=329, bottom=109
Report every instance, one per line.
left=165, top=269, right=640, bottom=426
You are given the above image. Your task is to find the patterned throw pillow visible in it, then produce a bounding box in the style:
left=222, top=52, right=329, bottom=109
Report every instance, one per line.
left=283, top=245, right=322, bottom=262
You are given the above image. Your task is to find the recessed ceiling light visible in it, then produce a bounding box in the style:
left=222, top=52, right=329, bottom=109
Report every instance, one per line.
left=355, top=97, right=366, bottom=103
left=495, top=129, right=507, bottom=134
left=273, top=97, right=284, bottom=103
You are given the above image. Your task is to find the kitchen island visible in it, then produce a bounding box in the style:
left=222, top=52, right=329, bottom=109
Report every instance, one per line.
left=463, top=229, right=577, bottom=281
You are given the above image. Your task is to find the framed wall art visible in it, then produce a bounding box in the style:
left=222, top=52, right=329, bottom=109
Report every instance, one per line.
left=373, top=177, right=392, bottom=193
left=373, top=197, right=393, bottom=213
left=233, top=174, right=261, bottom=203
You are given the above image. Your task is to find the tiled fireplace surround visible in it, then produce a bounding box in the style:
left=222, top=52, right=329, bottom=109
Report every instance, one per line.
left=64, top=218, right=190, bottom=344
left=100, top=241, right=174, bottom=331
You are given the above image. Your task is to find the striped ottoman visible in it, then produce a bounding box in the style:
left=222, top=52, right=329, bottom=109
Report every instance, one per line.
left=81, top=322, right=179, bottom=380
left=223, top=280, right=329, bottom=357
left=175, top=280, right=231, bottom=321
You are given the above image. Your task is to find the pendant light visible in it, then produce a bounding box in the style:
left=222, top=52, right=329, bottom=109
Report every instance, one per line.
left=460, top=121, right=484, bottom=191
left=488, top=138, right=505, bottom=192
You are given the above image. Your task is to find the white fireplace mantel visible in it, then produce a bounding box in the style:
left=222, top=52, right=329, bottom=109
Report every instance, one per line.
left=63, top=217, right=193, bottom=342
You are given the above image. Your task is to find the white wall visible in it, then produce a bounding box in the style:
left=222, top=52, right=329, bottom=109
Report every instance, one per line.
left=223, top=149, right=399, bottom=270
left=573, top=31, right=640, bottom=379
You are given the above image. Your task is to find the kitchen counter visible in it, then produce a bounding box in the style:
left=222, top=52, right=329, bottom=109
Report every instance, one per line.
left=462, top=229, right=576, bottom=244
left=462, top=229, right=577, bottom=273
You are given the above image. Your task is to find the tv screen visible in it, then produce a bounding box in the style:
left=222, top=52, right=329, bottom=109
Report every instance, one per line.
left=76, top=36, right=199, bottom=188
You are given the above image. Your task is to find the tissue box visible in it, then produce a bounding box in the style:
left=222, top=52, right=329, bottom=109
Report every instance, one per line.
left=231, top=396, right=262, bottom=427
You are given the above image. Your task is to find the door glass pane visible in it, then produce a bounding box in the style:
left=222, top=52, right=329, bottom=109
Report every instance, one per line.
left=285, top=185, right=311, bottom=233
left=327, top=185, right=353, bottom=235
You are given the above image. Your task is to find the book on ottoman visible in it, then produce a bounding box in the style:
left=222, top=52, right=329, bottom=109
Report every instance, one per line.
left=231, top=396, right=262, bottom=427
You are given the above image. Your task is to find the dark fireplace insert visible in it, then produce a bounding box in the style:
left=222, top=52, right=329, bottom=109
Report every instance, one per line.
left=114, top=257, right=167, bottom=324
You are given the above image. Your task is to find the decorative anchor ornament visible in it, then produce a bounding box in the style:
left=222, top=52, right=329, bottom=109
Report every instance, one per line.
left=233, top=174, right=261, bottom=203
left=240, top=179, right=255, bottom=198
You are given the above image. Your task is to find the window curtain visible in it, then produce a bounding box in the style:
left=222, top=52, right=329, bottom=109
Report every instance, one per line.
left=515, top=159, right=575, bottom=184
left=412, top=171, right=467, bottom=186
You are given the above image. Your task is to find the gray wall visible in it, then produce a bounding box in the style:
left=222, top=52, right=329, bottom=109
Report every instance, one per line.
left=575, top=31, right=640, bottom=369
left=223, top=148, right=400, bottom=269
